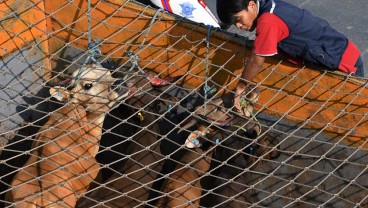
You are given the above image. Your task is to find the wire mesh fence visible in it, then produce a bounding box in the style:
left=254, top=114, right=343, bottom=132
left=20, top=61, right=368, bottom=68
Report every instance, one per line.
left=1, top=0, right=368, bottom=207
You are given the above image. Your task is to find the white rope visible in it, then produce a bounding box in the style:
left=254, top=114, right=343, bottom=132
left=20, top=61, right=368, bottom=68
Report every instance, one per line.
left=1, top=1, right=367, bottom=208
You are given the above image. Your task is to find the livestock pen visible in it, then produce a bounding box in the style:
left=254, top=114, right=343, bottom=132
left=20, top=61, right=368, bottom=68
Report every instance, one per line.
left=1, top=0, right=368, bottom=207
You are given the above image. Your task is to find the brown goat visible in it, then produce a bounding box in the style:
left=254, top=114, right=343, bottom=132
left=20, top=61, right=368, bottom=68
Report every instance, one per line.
left=77, top=73, right=181, bottom=208
left=156, top=131, right=213, bottom=208
left=6, top=65, right=129, bottom=208
left=179, top=95, right=279, bottom=207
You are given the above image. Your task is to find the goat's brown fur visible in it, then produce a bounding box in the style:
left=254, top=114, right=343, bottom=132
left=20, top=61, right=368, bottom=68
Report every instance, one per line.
left=6, top=65, right=128, bottom=208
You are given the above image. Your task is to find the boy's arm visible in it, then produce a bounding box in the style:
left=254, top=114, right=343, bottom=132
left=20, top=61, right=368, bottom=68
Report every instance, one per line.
left=234, top=53, right=265, bottom=113
left=236, top=53, right=265, bottom=94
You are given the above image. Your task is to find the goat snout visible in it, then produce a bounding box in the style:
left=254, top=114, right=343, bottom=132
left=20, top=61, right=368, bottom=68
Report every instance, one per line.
left=110, top=79, right=130, bottom=100
left=111, top=79, right=125, bottom=91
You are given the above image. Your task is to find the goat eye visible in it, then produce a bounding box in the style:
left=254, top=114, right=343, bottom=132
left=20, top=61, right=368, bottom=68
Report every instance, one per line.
left=84, top=83, right=93, bottom=90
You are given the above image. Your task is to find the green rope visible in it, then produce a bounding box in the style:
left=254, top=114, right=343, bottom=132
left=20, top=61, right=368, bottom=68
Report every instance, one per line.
left=230, top=124, right=248, bottom=133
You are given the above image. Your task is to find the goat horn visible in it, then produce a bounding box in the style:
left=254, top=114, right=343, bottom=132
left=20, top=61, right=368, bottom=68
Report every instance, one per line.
left=178, top=118, right=198, bottom=134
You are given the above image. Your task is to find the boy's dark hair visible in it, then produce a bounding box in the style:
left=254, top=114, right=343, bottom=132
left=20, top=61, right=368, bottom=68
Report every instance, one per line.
left=217, top=0, right=257, bottom=25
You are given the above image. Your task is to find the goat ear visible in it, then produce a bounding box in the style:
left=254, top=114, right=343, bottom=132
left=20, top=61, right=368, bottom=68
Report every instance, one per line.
left=50, top=87, right=70, bottom=102
left=178, top=118, right=198, bottom=134
left=253, top=124, right=261, bottom=136
left=197, top=124, right=211, bottom=134
left=185, top=130, right=205, bottom=148
left=246, top=123, right=262, bottom=139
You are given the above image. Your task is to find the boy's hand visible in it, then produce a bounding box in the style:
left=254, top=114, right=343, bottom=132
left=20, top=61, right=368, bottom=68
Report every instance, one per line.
left=234, top=82, right=259, bottom=117
left=234, top=82, right=247, bottom=113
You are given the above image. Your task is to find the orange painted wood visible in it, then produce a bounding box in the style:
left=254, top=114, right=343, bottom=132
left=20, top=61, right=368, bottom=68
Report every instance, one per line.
left=0, top=0, right=47, bottom=56
left=0, top=0, right=51, bottom=79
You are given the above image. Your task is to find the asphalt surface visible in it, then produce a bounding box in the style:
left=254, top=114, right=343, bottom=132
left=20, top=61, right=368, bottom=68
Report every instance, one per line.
left=136, top=0, right=368, bottom=77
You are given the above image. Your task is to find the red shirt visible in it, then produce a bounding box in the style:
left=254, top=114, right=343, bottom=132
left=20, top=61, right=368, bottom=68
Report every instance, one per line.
left=253, top=13, right=360, bottom=73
